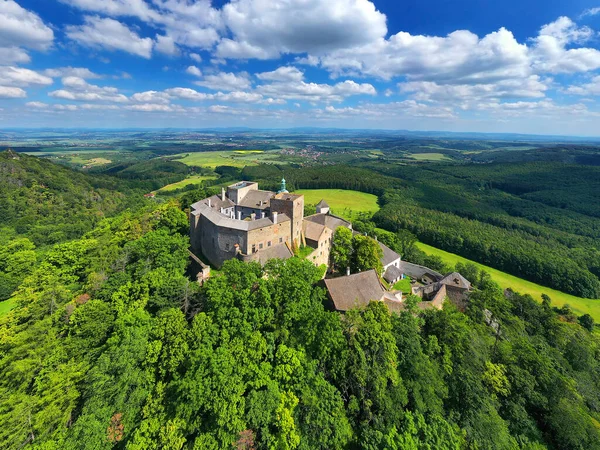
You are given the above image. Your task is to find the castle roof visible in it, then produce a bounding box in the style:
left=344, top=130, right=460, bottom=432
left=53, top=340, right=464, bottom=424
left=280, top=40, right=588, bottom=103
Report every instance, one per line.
left=255, top=243, right=293, bottom=264
left=304, top=213, right=351, bottom=233
left=379, top=242, right=401, bottom=267
left=324, top=270, right=385, bottom=312
left=303, top=220, right=327, bottom=242
left=383, top=265, right=403, bottom=283
left=316, top=199, right=329, bottom=208
left=439, top=272, right=472, bottom=290
left=191, top=202, right=290, bottom=231
left=237, top=189, right=274, bottom=209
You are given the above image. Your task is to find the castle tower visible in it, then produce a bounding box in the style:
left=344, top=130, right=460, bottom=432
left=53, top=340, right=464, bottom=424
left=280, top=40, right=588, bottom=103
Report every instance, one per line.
left=270, top=190, right=304, bottom=250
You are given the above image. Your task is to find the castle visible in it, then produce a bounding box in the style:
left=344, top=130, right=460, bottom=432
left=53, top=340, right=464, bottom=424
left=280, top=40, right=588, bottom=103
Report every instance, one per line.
left=189, top=179, right=349, bottom=268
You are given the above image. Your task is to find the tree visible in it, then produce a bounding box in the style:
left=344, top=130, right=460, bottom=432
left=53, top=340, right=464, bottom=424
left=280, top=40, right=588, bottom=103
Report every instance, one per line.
left=330, top=227, right=353, bottom=273
left=351, top=234, right=383, bottom=276
left=578, top=314, right=595, bottom=332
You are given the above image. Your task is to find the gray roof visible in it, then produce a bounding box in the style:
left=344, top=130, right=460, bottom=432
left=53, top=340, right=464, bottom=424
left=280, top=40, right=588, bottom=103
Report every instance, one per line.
left=379, top=242, right=401, bottom=267
left=256, top=243, right=293, bottom=265
left=303, top=220, right=327, bottom=242
left=383, top=265, right=403, bottom=283
left=192, top=202, right=289, bottom=231
left=237, top=189, right=274, bottom=209
left=305, top=213, right=351, bottom=232
left=324, top=270, right=385, bottom=312
left=439, top=272, right=472, bottom=290
left=192, top=195, right=235, bottom=211
left=399, top=261, right=443, bottom=281
left=316, top=199, right=329, bottom=208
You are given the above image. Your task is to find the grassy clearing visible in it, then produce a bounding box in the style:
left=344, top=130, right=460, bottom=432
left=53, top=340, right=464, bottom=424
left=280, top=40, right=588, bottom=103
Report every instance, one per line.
left=296, top=189, right=380, bottom=220
left=407, top=153, right=451, bottom=161
left=393, top=277, right=412, bottom=293
left=0, top=298, right=16, bottom=317
left=158, top=174, right=218, bottom=192
left=173, top=151, right=283, bottom=169
left=416, top=242, right=600, bottom=320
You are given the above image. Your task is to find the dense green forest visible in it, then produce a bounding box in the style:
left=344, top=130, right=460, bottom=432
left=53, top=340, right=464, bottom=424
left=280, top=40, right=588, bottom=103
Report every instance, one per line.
left=2, top=151, right=600, bottom=449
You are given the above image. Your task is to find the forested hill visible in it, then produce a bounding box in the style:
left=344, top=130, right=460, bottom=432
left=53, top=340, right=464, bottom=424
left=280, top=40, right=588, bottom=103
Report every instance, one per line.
left=1, top=196, right=600, bottom=449
left=0, top=150, right=144, bottom=247
left=0, top=150, right=147, bottom=301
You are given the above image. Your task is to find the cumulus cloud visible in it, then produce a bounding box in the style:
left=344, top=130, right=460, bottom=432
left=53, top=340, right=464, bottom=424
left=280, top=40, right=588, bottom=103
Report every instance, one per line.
left=155, top=34, right=179, bottom=56
left=0, top=66, right=53, bottom=87
left=318, top=101, right=456, bottom=119
left=531, top=17, right=600, bottom=73
left=0, top=86, right=27, bottom=98
left=565, top=76, right=600, bottom=96
left=217, top=0, right=386, bottom=59
left=43, top=67, right=102, bottom=79
left=186, top=66, right=203, bottom=77
left=189, top=53, right=202, bottom=63
left=0, top=1, right=54, bottom=50
left=256, top=66, right=304, bottom=82
left=49, top=76, right=128, bottom=103
left=0, top=47, right=30, bottom=64
left=257, top=79, right=376, bottom=102
left=66, top=16, right=154, bottom=58
left=195, top=72, right=252, bottom=91
left=131, top=90, right=171, bottom=104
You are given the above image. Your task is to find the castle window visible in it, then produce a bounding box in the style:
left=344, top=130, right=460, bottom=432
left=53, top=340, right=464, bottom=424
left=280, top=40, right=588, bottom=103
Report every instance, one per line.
left=268, top=241, right=272, bottom=247
left=279, top=237, right=283, bottom=243
left=259, top=243, right=263, bottom=250
left=252, top=244, right=256, bottom=253
left=225, top=243, right=230, bottom=251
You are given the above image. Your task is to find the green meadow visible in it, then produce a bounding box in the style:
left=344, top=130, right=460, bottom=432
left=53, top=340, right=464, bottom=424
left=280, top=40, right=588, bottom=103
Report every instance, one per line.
left=407, top=152, right=451, bottom=161
left=173, top=150, right=283, bottom=169
left=416, top=242, right=600, bottom=321
left=296, top=189, right=380, bottom=220
left=0, top=298, right=16, bottom=317
left=158, top=174, right=218, bottom=192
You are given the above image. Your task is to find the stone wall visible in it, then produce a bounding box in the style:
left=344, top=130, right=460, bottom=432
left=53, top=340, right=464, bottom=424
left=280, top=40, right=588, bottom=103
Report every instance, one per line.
left=246, top=220, right=291, bottom=254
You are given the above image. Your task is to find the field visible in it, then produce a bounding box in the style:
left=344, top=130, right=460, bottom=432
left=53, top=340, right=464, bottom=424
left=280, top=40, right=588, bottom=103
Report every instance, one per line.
left=416, top=242, right=600, bottom=320
left=158, top=174, right=218, bottom=192
left=296, top=189, right=380, bottom=220
left=0, top=298, right=16, bottom=317
left=407, top=152, right=452, bottom=161
left=173, top=150, right=284, bottom=169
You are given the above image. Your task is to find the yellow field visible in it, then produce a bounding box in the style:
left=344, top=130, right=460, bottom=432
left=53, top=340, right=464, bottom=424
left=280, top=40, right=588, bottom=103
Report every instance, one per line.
left=416, top=242, right=600, bottom=320
left=407, top=153, right=451, bottom=161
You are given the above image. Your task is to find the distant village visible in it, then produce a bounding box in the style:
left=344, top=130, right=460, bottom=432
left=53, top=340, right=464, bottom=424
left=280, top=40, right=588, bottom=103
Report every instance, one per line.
left=189, top=180, right=472, bottom=313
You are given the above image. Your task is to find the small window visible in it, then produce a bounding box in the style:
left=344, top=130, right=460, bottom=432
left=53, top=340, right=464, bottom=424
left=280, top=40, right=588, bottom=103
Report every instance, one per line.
left=279, top=237, right=283, bottom=243
left=268, top=241, right=272, bottom=247
left=225, top=243, right=230, bottom=250
left=259, top=243, right=263, bottom=250
left=252, top=244, right=256, bottom=253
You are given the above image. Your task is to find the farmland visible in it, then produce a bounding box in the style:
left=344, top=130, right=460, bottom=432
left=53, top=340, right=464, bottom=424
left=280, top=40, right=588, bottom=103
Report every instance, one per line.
left=296, top=188, right=380, bottom=220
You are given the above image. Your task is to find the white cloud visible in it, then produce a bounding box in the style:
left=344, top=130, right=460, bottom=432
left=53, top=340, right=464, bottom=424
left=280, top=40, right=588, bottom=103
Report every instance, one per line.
left=49, top=76, right=128, bottom=103
left=186, top=66, right=203, bottom=77
left=531, top=17, right=600, bottom=73
left=0, top=86, right=26, bottom=98
left=189, top=53, right=202, bottom=63
left=256, top=66, right=304, bottom=82
left=217, top=0, right=387, bottom=59
left=0, top=67, right=53, bottom=87
left=565, top=76, right=600, bottom=96
left=60, top=0, right=221, bottom=50
left=131, top=90, right=171, bottom=104
left=581, top=7, right=600, bottom=17
left=165, top=87, right=209, bottom=101
left=257, top=79, right=376, bottom=102
left=195, top=72, right=252, bottom=91
left=59, top=0, right=160, bottom=22
left=155, top=34, right=179, bottom=56
left=43, top=67, right=102, bottom=79
left=66, top=16, right=154, bottom=58
left=126, top=103, right=180, bottom=112
left=26, top=101, right=48, bottom=108
left=0, top=1, right=54, bottom=50
left=318, top=101, right=456, bottom=119
left=0, top=47, right=30, bottom=64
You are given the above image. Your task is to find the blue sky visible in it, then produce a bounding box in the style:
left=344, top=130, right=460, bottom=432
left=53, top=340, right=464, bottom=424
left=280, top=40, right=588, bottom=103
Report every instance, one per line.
left=1, top=0, right=600, bottom=135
